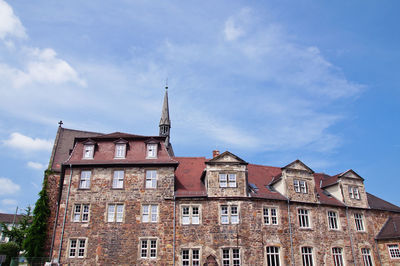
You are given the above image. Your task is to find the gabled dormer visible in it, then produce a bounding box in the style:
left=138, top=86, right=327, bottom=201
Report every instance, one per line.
left=279, top=159, right=318, bottom=203
left=337, top=169, right=368, bottom=208
left=145, top=138, right=160, bottom=159
left=82, top=139, right=96, bottom=159
left=205, top=151, right=248, bottom=197
left=114, top=138, right=128, bottom=159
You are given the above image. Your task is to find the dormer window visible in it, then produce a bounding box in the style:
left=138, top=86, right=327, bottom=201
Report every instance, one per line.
left=219, top=173, right=236, bottom=188
left=147, top=144, right=157, bottom=158
left=349, top=186, right=360, bottom=199
left=294, top=179, right=307, bottom=193
left=83, top=145, right=94, bottom=159
left=115, top=144, right=126, bottom=158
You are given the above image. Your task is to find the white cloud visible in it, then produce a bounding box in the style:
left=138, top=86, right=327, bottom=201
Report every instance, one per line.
left=0, top=0, right=26, bottom=40
left=3, top=132, right=53, bottom=152
left=27, top=161, right=46, bottom=170
left=1, top=199, right=17, bottom=206
left=0, top=177, right=20, bottom=195
left=224, top=18, right=244, bottom=41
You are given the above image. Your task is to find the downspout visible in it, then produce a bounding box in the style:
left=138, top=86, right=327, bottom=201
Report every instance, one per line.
left=374, top=239, right=383, bottom=266
left=287, top=199, right=295, bottom=266
left=345, top=206, right=357, bottom=266
left=57, top=165, right=73, bottom=263
left=173, top=195, right=176, bottom=266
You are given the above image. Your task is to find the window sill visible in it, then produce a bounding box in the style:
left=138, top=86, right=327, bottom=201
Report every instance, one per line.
left=299, top=227, right=313, bottom=231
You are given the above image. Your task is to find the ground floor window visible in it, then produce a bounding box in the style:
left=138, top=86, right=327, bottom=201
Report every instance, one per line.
left=361, top=248, right=373, bottom=266
left=140, top=239, right=157, bottom=259
left=182, top=248, right=200, bottom=266
left=69, top=238, right=86, bottom=258
left=266, top=246, right=280, bottom=266
left=222, top=248, right=240, bottom=266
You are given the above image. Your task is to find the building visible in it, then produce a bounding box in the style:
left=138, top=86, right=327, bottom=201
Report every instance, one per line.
left=44, top=87, right=400, bottom=265
left=0, top=212, right=24, bottom=243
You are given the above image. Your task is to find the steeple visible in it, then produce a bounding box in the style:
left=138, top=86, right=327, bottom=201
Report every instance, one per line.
left=159, top=85, right=172, bottom=153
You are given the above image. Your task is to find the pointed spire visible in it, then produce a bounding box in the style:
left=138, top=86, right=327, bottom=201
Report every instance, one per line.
left=159, top=86, right=171, bottom=127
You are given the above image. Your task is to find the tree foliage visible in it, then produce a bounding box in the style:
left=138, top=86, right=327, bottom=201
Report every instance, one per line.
left=23, top=175, right=51, bottom=258
left=0, top=242, right=19, bottom=265
left=0, top=207, right=32, bottom=250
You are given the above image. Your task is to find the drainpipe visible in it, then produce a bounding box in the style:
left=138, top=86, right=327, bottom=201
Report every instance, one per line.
left=374, top=239, right=383, bottom=266
left=287, top=199, right=295, bottom=266
left=345, top=206, right=357, bottom=266
left=57, top=165, right=73, bottom=263
left=173, top=195, right=176, bottom=266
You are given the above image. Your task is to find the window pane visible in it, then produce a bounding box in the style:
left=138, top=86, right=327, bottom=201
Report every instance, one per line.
left=108, top=205, right=115, bottom=222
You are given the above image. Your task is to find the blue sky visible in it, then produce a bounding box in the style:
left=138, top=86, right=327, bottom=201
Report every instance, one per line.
left=0, top=0, right=399, bottom=212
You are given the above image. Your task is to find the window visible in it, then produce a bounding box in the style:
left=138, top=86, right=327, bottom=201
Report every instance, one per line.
left=219, top=174, right=236, bottom=188
left=140, top=239, right=157, bottom=259
left=221, top=205, right=239, bottom=224
left=222, top=248, right=240, bottom=266
left=182, top=205, right=200, bottom=225
left=112, top=170, right=124, bottom=188
left=142, top=204, right=158, bottom=223
left=107, top=204, right=124, bottom=222
left=145, top=170, right=157, bottom=188
left=294, top=180, right=307, bottom=193
left=354, top=213, right=365, bottom=231
left=263, top=207, right=278, bottom=225
left=73, top=204, right=89, bottom=222
left=328, top=211, right=338, bottom=230
left=298, top=209, right=310, bottom=228
left=266, top=246, right=280, bottom=266
left=332, top=247, right=344, bottom=266
left=388, top=244, right=400, bottom=259
left=349, top=186, right=360, bottom=199
left=83, top=145, right=94, bottom=159
left=69, top=239, right=86, bottom=258
left=182, top=249, right=200, bottom=266
left=301, top=247, right=313, bottom=266
left=147, top=144, right=157, bottom=158
left=361, top=248, right=373, bottom=266
left=79, top=170, right=91, bottom=189
left=115, top=144, right=126, bottom=158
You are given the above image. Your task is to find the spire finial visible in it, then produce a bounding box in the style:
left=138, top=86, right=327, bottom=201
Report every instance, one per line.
left=58, top=120, right=63, bottom=127
left=165, top=78, right=168, bottom=90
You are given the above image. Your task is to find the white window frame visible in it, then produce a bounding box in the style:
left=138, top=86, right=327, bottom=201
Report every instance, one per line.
left=145, top=170, right=157, bottom=189
left=140, top=238, right=157, bottom=259
left=107, top=204, right=124, bottom=223
left=79, top=170, right=91, bottom=189
left=83, top=144, right=94, bottom=159
left=263, top=207, right=278, bottom=225
left=182, top=248, right=201, bottom=266
left=222, top=248, right=240, bottom=266
left=219, top=173, right=237, bottom=188
left=349, top=186, right=360, bottom=199
left=294, top=179, right=307, bottom=193
left=142, top=204, right=158, bottom=223
left=301, top=247, right=314, bottom=266
left=354, top=213, right=365, bottom=231
left=332, top=247, right=344, bottom=266
left=327, top=211, right=339, bottom=230
left=115, top=143, right=126, bottom=158
left=361, top=248, right=374, bottom=266
left=146, top=144, right=158, bottom=158
left=220, top=205, right=239, bottom=225
left=388, top=244, right=400, bottom=259
left=298, top=209, right=310, bottom=228
left=68, top=238, right=86, bottom=258
left=181, top=205, right=200, bottom=225
left=266, top=246, right=280, bottom=266
left=73, top=204, right=89, bottom=222
left=112, top=170, right=124, bottom=189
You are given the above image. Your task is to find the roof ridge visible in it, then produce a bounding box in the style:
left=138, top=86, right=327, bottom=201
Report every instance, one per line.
left=62, top=127, right=104, bottom=135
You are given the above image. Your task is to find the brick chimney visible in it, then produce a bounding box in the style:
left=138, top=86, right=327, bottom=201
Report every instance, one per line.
left=212, top=150, right=220, bottom=158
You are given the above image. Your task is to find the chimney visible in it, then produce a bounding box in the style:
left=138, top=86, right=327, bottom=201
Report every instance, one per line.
left=213, top=150, right=220, bottom=158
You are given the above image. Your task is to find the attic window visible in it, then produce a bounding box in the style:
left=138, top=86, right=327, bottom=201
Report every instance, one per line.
left=294, top=179, right=307, bottom=194
left=249, top=183, right=259, bottom=193
left=349, top=186, right=360, bottom=200
left=219, top=173, right=236, bottom=188
left=83, top=145, right=94, bottom=159
left=147, top=144, right=157, bottom=159
left=115, top=144, right=126, bottom=158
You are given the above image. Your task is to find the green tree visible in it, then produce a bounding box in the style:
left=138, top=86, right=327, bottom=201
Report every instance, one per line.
left=0, top=242, right=19, bottom=265
left=23, top=173, right=51, bottom=258
left=1, top=207, right=32, bottom=250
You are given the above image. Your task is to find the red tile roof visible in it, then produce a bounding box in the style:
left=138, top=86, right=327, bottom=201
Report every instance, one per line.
left=247, top=164, right=287, bottom=200
left=66, top=138, right=178, bottom=166
left=313, top=173, right=345, bottom=207
left=0, top=213, right=25, bottom=224
left=376, top=216, right=400, bottom=240
left=174, top=157, right=207, bottom=197
left=367, top=193, right=400, bottom=213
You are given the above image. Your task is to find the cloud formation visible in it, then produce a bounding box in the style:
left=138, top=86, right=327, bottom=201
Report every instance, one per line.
left=0, top=0, right=26, bottom=40
left=3, top=132, right=53, bottom=152
left=27, top=161, right=46, bottom=170
left=0, top=177, right=20, bottom=195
